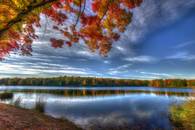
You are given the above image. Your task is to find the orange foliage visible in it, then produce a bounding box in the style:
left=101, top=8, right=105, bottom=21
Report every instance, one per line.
left=0, top=0, right=143, bottom=59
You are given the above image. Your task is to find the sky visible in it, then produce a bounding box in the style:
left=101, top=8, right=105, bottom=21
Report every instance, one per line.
left=0, top=0, right=195, bottom=79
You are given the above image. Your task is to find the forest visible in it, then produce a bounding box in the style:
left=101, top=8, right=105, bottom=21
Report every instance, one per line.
left=0, top=76, right=195, bottom=88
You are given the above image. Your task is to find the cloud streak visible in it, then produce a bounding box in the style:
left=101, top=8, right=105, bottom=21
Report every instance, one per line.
left=166, top=51, right=195, bottom=61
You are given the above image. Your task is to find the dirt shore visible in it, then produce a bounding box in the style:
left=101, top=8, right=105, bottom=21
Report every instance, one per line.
left=0, top=103, right=82, bottom=130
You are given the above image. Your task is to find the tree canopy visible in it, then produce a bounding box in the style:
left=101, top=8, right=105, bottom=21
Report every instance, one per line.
left=0, top=76, right=194, bottom=88
left=0, top=0, right=143, bottom=59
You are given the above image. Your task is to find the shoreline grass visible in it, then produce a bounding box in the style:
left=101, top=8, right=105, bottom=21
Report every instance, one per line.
left=0, top=92, right=13, bottom=100
left=170, top=100, right=195, bottom=130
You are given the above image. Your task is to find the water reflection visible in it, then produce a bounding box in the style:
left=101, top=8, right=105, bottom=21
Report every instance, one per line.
left=0, top=86, right=194, bottom=92
left=1, top=87, right=194, bottom=98
left=0, top=86, right=194, bottom=130
left=0, top=92, right=13, bottom=101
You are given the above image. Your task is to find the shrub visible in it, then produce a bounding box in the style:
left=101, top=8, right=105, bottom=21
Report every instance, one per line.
left=170, top=100, right=195, bottom=130
left=0, top=92, right=13, bottom=100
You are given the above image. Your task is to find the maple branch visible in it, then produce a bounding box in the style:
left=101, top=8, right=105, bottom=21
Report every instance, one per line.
left=74, top=0, right=83, bottom=27
left=0, top=0, right=58, bottom=37
left=81, top=0, right=86, bottom=15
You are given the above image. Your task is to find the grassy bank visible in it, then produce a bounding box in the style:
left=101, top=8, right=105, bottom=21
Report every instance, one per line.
left=170, top=100, right=195, bottom=130
left=0, top=92, right=13, bottom=100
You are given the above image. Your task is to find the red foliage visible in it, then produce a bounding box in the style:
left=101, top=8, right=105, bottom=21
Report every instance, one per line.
left=50, top=38, right=64, bottom=48
left=0, top=0, right=143, bottom=59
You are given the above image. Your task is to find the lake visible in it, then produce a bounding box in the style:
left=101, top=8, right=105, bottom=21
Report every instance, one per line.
left=0, top=86, right=194, bottom=130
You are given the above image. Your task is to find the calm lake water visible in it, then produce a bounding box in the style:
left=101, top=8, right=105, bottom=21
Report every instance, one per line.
left=0, top=86, right=194, bottom=130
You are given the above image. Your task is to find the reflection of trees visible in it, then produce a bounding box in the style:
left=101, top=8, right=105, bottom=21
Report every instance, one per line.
left=82, top=89, right=86, bottom=96
left=7, top=89, right=193, bottom=98
left=34, top=97, right=45, bottom=113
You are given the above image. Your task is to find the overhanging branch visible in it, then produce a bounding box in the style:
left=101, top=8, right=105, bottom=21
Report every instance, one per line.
left=0, top=0, right=58, bottom=36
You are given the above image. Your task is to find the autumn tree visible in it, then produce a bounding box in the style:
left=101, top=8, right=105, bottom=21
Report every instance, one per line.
left=0, top=0, right=143, bottom=59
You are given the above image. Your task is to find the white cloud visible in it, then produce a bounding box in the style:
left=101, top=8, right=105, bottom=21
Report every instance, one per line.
left=137, top=70, right=194, bottom=79
left=166, top=51, right=195, bottom=61
left=103, top=60, right=110, bottom=64
left=139, top=71, right=171, bottom=77
left=124, top=56, right=156, bottom=63
left=0, top=60, right=96, bottom=78
left=76, top=50, right=98, bottom=58
left=107, top=64, right=132, bottom=75
left=174, top=40, right=195, bottom=49
left=123, top=0, right=195, bottom=43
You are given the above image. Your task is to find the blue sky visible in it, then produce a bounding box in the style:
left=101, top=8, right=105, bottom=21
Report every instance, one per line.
left=0, top=0, right=195, bottom=79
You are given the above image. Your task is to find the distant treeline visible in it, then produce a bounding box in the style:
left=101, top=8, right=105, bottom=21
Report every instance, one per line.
left=0, top=76, right=195, bottom=88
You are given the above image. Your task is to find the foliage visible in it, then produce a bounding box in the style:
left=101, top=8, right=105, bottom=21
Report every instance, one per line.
left=0, top=0, right=143, bottom=59
left=0, top=76, right=195, bottom=88
left=170, top=100, right=195, bottom=130
left=149, top=79, right=188, bottom=88
left=0, top=76, right=148, bottom=86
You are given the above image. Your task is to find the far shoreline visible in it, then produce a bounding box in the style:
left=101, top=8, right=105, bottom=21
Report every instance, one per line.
left=1, top=76, right=195, bottom=88
left=0, top=85, right=194, bottom=89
